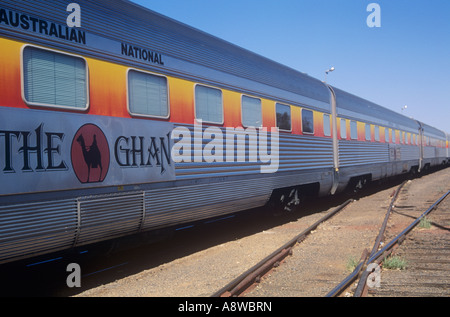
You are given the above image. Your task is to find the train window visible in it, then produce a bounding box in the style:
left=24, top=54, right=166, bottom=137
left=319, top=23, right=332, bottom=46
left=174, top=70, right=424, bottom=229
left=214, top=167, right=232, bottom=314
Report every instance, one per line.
left=385, top=128, right=390, bottom=143
left=22, top=45, right=88, bottom=110
left=340, top=119, right=347, bottom=139
left=241, top=95, right=262, bottom=127
left=323, top=114, right=331, bottom=137
left=392, top=130, right=396, bottom=143
left=365, top=124, right=371, bottom=141
left=302, top=109, right=314, bottom=134
left=276, top=103, right=291, bottom=131
left=350, top=121, right=357, bottom=140
left=128, top=69, right=169, bottom=118
left=374, top=126, right=380, bottom=142
left=195, top=84, right=223, bottom=124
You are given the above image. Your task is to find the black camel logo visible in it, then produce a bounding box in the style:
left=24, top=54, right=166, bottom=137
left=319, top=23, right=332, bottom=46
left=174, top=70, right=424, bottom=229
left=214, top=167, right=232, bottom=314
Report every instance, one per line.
left=76, top=134, right=103, bottom=182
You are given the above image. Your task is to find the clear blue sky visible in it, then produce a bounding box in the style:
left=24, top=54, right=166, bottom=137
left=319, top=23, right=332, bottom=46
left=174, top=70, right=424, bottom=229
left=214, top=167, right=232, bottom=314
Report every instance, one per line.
left=132, top=0, right=450, bottom=133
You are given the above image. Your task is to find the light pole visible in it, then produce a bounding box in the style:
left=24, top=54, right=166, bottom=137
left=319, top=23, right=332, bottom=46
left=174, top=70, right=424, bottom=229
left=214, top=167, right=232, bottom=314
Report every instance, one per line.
left=324, top=67, right=335, bottom=83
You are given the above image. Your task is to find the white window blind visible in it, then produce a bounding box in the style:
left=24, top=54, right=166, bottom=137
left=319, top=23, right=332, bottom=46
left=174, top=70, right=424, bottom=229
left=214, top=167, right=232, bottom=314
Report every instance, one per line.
left=195, top=85, right=223, bottom=124
left=23, top=46, right=88, bottom=109
left=365, top=124, right=371, bottom=141
left=323, top=114, right=331, bottom=136
left=241, top=95, right=262, bottom=127
left=340, top=119, right=347, bottom=139
left=350, top=121, right=358, bottom=140
left=128, top=70, right=169, bottom=117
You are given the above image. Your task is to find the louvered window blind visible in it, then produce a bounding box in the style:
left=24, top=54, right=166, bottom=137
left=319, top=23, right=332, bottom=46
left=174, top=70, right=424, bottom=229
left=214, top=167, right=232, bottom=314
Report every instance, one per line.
left=195, top=85, right=223, bottom=124
left=23, top=46, right=88, bottom=109
left=128, top=70, right=169, bottom=117
left=241, top=95, right=262, bottom=128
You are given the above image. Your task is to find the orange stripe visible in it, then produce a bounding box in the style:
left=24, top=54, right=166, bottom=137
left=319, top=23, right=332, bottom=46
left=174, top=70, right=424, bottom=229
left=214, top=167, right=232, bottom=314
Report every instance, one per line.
left=2, top=37, right=343, bottom=138
left=168, top=77, right=194, bottom=124
left=87, top=58, right=128, bottom=118
left=291, top=106, right=301, bottom=135
left=0, top=38, right=26, bottom=109
left=261, top=99, right=276, bottom=129
left=223, top=90, right=241, bottom=128
left=314, top=111, right=324, bottom=137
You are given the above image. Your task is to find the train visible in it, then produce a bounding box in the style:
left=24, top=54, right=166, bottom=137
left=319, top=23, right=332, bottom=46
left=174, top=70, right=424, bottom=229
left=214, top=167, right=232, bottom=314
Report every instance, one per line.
left=0, top=0, right=448, bottom=265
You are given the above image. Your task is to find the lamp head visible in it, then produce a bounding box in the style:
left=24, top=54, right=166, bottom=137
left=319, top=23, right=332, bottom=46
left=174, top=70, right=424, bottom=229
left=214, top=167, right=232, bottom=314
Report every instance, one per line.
left=326, top=67, right=335, bottom=74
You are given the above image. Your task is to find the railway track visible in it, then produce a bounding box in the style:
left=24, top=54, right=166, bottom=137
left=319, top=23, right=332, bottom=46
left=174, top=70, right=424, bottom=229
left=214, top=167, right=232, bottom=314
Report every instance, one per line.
left=369, top=192, right=450, bottom=297
left=326, top=181, right=407, bottom=297
left=330, top=187, right=449, bottom=297
left=213, top=181, right=409, bottom=297
left=211, top=199, right=353, bottom=297
left=213, top=169, right=449, bottom=298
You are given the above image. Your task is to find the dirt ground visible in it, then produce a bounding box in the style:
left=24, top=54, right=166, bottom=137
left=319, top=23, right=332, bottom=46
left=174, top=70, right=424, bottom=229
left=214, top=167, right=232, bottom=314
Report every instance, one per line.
left=76, top=167, right=450, bottom=297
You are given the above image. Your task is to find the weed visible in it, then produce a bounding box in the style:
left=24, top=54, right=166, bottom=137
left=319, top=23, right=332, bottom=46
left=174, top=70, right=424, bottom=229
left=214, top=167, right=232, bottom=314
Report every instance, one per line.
left=383, top=255, right=407, bottom=270
left=346, top=256, right=358, bottom=272
left=419, top=216, right=432, bottom=229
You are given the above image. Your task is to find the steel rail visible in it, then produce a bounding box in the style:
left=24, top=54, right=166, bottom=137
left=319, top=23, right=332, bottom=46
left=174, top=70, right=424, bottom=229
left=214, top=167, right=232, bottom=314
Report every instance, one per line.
left=352, top=181, right=407, bottom=297
left=354, top=189, right=450, bottom=297
left=326, top=181, right=406, bottom=297
left=368, top=189, right=450, bottom=264
left=211, top=199, right=353, bottom=297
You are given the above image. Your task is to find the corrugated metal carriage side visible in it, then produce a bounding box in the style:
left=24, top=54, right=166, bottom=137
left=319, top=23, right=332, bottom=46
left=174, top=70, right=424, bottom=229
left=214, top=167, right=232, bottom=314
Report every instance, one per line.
left=447, top=133, right=450, bottom=163
left=332, top=87, right=424, bottom=190
left=419, top=122, right=448, bottom=168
